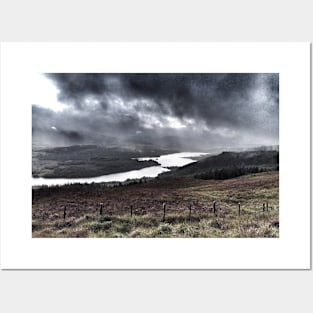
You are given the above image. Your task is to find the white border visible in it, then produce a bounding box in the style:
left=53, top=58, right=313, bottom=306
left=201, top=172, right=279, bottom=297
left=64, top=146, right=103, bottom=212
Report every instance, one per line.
left=0, top=42, right=310, bottom=269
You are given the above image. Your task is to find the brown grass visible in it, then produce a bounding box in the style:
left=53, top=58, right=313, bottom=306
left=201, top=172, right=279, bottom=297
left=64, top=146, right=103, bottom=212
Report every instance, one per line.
left=32, top=171, right=279, bottom=238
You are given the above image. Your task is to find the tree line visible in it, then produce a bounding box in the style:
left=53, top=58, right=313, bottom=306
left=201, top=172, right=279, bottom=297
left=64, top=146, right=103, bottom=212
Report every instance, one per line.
left=194, top=166, right=275, bottom=180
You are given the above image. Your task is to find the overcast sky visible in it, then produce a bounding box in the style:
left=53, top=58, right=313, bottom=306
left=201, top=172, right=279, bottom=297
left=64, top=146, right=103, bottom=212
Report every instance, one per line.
left=32, top=73, right=279, bottom=151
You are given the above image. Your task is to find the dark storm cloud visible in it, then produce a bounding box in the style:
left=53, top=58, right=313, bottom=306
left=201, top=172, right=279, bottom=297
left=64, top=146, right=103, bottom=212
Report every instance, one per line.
left=46, top=73, right=278, bottom=124
left=45, top=73, right=114, bottom=110
left=58, top=129, right=83, bottom=142
left=34, top=73, right=279, bottom=149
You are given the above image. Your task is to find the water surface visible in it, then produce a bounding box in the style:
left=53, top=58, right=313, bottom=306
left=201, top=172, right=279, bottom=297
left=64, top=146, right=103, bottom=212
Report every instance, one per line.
left=137, top=152, right=208, bottom=167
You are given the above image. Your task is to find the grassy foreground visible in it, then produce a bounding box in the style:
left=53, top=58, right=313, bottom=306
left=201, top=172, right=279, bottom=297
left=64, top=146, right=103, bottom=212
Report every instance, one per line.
left=32, top=171, right=279, bottom=238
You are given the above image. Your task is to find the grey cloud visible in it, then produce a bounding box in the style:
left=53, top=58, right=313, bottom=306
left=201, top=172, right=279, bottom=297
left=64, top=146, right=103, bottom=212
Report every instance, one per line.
left=33, top=73, right=279, bottom=150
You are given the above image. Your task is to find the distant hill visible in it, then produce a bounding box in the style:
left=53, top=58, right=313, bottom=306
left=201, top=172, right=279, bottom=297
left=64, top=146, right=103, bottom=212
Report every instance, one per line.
left=32, top=145, right=176, bottom=178
left=162, top=150, right=279, bottom=179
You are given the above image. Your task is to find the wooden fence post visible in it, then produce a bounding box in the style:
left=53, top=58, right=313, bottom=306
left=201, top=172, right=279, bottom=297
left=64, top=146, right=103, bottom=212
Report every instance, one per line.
left=213, top=201, right=216, bottom=214
left=163, top=203, right=166, bottom=222
left=189, top=204, right=192, bottom=220
left=263, top=203, right=265, bottom=212
left=100, top=202, right=103, bottom=216
left=63, top=206, right=66, bottom=220
left=238, top=202, right=241, bottom=216
left=266, top=200, right=269, bottom=211
left=130, top=205, right=133, bottom=217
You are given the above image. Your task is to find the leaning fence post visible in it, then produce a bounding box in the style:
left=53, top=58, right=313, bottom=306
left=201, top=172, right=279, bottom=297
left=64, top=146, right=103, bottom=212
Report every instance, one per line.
left=100, top=202, right=103, bottom=216
left=238, top=202, right=241, bottom=216
left=163, top=203, right=166, bottom=222
left=63, top=206, right=66, bottom=220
